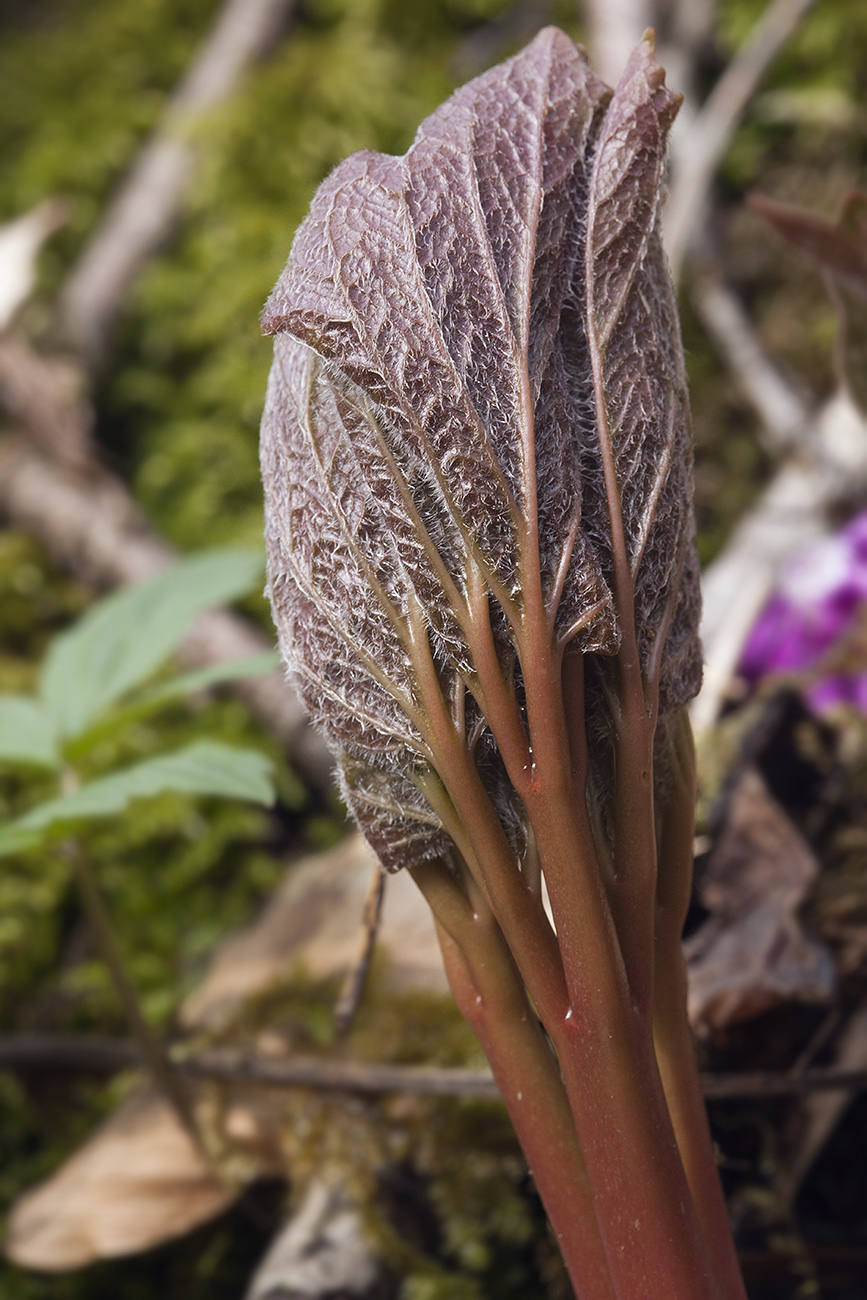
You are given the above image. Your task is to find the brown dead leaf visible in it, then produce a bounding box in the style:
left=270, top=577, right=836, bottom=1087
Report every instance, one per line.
left=181, top=832, right=446, bottom=1033
left=5, top=1091, right=232, bottom=1272
left=685, top=765, right=835, bottom=1032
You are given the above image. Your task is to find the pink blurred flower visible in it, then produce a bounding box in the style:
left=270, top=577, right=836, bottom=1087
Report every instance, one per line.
left=739, top=510, right=867, bottom=713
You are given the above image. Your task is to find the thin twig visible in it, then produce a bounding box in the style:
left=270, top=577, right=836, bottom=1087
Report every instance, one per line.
left=775, top=1005, right=867, bottom=1201
left=0, top=338, right=92, bottom=468
left=59, top=0, right=297, bottom=365
left=0, top=1035, right=139, bottom=1074
left=700, top=1067, right=867, bottom=1100
left=64, top=841, right=204, bottom=1152
left=691, top=267, right=811, bottom=454
left=664, top=0, right=819, bottom=280
left=333, top=861, right=386, bottom=1034
left=7, top=1034, right=867, bottom=1101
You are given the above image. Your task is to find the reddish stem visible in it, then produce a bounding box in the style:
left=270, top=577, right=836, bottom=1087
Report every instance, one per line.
left=408, top=534, right=739, bottom=1297
left=501, top=597, right=720, bottom=1295
left=412, top=860, right=616, bottom=1300
left=653, top=715, right=748, bottom=1300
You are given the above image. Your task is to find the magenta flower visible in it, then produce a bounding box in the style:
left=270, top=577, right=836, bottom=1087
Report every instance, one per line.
left=740, top=510, right=867, bottom=711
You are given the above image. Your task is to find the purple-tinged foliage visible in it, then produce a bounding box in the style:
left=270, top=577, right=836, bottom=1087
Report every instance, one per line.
left=260, top=27, right=701, bottom=869
left=258, top=34, right=748, bottom=1299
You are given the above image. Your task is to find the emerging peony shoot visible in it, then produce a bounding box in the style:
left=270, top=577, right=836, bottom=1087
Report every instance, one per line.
left=260, top=27, right=745, bottom=1300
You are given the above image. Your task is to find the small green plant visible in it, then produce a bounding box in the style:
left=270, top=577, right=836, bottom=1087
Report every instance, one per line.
left=0, top=546, right=277, bottom=848
left=0, top=546, right=278, bottom=1139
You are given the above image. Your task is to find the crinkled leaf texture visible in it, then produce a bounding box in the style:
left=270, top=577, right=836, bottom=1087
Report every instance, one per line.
left=260, top=27, right=701, bottom=871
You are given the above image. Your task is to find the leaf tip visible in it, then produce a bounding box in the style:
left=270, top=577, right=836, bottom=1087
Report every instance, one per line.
left=612, top=32, right=682, bottom=129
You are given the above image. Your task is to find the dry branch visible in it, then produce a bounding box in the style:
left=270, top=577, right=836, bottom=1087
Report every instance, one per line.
left=692, top=391, right=867, bottom=738
left=685, top=261, right=819, bottom=736
left=775, top=1005, right=867, bottom=1202
left=581, top=0, right=654, bottom=90
left=691, top=267, right=811, bottom=454
left=664, top=0, right=818, bottom=279
left=5, top=1033, right=867, bottom=1102
left=0, top=336, right=92, bottom=468
left=59, top=0, right=297, bottom=365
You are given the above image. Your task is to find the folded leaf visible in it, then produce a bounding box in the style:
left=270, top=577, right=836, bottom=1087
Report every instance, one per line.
left=261, top=27, right=701, bottom=868
left=582, top=39, right=700, bottom=713
left=337, top=754, right=450, bottom=872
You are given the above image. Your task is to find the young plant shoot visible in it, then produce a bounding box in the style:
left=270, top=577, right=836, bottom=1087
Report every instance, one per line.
left=260, top=27, right=746, bottom=1300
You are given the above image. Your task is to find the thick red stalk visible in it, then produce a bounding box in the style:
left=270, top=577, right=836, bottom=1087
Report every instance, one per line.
left=415, top=563, right=723, bottom=1296
left=471, top=543, right=716, bottom=1293
left=423, top=686, right=719, bottom=1294
left=411, top=859, right=616, bottom=1300
left=515, top=723, right=719, bottom=1297
left=653, top=715, right=748, bottom=1300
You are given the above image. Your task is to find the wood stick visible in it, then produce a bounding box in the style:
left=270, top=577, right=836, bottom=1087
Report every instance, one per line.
left=665, top=0, right=818, bottom=279
left=6, top=1033, right=867, bottom=1101
left=58, top=0, right=298, bottom=365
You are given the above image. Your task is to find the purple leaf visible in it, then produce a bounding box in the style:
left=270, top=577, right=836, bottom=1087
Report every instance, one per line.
left=260, top=28, right=701, bottom=868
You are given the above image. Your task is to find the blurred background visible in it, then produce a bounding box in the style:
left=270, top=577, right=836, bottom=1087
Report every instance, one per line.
left=1, top=0, right=867, bottom=1296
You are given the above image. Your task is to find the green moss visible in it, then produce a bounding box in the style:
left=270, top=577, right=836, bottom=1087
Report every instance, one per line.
left=0, top=535, right=89, bottom=689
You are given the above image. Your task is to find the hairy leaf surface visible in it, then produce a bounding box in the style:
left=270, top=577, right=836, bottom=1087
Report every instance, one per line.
left=582, top=40, right=701, bottom=712
left=261, top=27, right=702, bottom=868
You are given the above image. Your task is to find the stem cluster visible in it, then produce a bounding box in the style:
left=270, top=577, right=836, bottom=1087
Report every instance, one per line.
left=406, top=548, right=746, bottom=1300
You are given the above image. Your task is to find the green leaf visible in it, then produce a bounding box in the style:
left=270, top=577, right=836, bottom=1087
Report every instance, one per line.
left=0, top=741, right=275, bottom=857
left=66, top=650, right=282, bottom=760
left=0, top=695, right=59, bottom=768
left=132, top=650, right=281, bottom=710
left=0, top=826, right=46, bottom=857
left=40, top=548, right=266, bottom=738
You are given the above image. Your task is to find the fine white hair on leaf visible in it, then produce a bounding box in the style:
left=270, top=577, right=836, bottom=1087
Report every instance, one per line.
left=260, top=26, right=702, bottom=870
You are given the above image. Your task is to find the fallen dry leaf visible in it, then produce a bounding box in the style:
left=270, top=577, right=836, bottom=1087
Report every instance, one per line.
left=181, top=832, right=446, bottom=1033
left=6, top=1091, right=232, bottom=1271
left=685, top=765, right=835, bottom=1032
